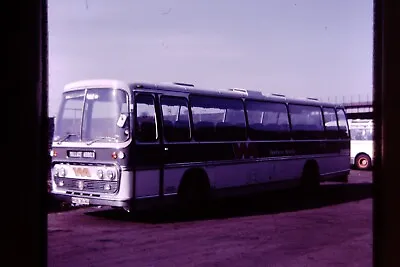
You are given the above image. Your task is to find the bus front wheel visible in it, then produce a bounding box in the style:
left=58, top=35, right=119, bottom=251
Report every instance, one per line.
left=177, top=169, right=211, bottom=212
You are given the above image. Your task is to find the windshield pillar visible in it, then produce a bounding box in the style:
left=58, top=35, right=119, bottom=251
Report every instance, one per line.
left=79, top=88, right=88, bottom=141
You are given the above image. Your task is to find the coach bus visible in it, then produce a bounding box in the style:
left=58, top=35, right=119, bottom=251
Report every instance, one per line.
left=348, top=119, right=373, bottom=170
left=49, top=79, right=351, bottom=212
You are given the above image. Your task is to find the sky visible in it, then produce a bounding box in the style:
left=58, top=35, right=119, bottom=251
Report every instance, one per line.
left=48, top=0, right=373, bottom=117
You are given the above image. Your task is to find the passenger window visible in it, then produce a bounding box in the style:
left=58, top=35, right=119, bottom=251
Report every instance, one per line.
left=161, top=96, right=191, bottom=142
left=262, top=104, right=290, bottom=128
left=246, top=100, right=290, bottom=140
left=135, top=94, right=158, bottom=142
left=289, top=104, right=324, bottom=140
left=323, top=107, right=339, bottom=139
left=190, top=95, right=246, bottom=141
left=336, top=108, right=350, bottom=139
left=350, top=128, right=373, bottom=141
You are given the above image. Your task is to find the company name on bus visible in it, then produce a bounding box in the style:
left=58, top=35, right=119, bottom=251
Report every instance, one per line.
left=269, top=149, right=296, bottom=156
left=233, top=143, right=296, bottom=159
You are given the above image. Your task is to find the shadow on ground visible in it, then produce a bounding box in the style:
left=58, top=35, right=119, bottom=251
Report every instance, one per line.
left=85, top=181, right=372, bottom=224
left=47, top=194, right=80, bottom=214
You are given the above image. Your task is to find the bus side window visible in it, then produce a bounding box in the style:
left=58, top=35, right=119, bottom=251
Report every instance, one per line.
left=135, top=94, right=158, bottom=142
left=289, top=104, right=325, bottom=140
left=323, top=107, right=339, bottom=139
left=262, top=102, right=290, bottom=140
left=160, top=96, right=191, bottom=142
left=246, top=100, right=290, bottom=140
left=336, top=108, right=350, bottom=139
left=222, top=99, right=246, bottom=141
left=190, top=95, right=246, bottom=141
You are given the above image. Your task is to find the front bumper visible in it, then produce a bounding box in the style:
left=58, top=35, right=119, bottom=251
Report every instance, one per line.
left=51, top=193, right=132, bottom=208
left=50, top=165, right=135, bottom=208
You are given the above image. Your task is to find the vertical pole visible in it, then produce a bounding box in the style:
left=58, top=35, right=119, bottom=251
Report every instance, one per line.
left=374, top=0, right=400, bottom=266
left=6, top=0, right=48, bottom=266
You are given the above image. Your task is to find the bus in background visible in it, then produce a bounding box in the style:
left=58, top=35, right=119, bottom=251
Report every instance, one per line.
left=49, top=79, right=351, bottom=212
left=348, top=119, right=373, bottom=170
left=48, top=117, right=55, bottom=192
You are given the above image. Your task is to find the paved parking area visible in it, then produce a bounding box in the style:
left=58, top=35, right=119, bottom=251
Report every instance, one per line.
left=48, top=170, right=372, bottom=267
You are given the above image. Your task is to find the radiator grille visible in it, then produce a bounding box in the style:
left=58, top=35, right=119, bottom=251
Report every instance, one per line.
left=54, top=177, right=118, bottom=194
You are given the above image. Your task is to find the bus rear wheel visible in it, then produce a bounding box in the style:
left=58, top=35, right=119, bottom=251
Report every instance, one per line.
left=300, top=161, right=320, bottom=195
left=355, top=154, right=371, bottom=170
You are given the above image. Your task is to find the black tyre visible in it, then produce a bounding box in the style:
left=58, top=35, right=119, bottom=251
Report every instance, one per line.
left=178, top=171, right=211, bottom=213
left=355, top=154, right=372, bottom=170
left=300, top=161, right=321, bottom=194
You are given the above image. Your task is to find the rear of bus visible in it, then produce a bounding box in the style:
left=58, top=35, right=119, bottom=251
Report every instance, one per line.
left=50, top=80, right=134, bottom=209
left=348, top=119, right=374, bottom=170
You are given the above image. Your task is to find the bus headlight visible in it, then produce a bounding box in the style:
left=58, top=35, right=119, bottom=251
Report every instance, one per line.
left=59, top=167, right=66, bottom=177
left=106, top=169, right=115, bottom=180
left=97, top=169, right=104, bottom=179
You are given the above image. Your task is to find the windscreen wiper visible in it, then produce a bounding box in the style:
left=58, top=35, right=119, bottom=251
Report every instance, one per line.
left=57, top=133, right=79, bottom=144
left=86, top=136, right=119, bottom=145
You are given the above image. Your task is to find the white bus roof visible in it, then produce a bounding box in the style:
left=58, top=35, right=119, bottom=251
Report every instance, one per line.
left=64, top=79, right=129, bottom=92
left=348, top=119, right=373, bottom=125
left=348, top=119, right=373, bottom=123
left=348, top=119, right=374, bottom=129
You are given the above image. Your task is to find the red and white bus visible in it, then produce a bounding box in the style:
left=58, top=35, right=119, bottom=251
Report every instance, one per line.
left=50, top=79, right=351, bottom=212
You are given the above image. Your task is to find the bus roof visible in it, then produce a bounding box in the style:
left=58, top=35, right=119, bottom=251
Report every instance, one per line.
left=63, top=79, right=344, bottom=108
left=64, top=79, right=129, bottom=92
left=348, top=119, right=374, bottom=128
left=130, top=81, right=343, bottom=108
left=348, top=119, right=373, bottom=123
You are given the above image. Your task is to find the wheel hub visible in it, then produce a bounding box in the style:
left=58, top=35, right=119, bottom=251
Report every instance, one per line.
left=359, top=158, right=368, bottom=167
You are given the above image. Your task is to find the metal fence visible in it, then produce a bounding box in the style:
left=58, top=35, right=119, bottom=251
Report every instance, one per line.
left=320, top=94, right=372, bottom=105
left=320, top=94, right=373, bottom=113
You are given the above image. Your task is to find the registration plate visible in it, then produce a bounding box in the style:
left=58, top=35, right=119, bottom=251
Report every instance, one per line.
left=68, top=150, right=96, bottom=159
left=71, top=197, right=90, bottom=206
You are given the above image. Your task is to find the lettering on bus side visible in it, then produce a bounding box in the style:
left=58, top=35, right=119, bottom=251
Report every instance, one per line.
left=233, top=142, right=259, bottom=159
left=269, top=149, right=296, bottom=157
